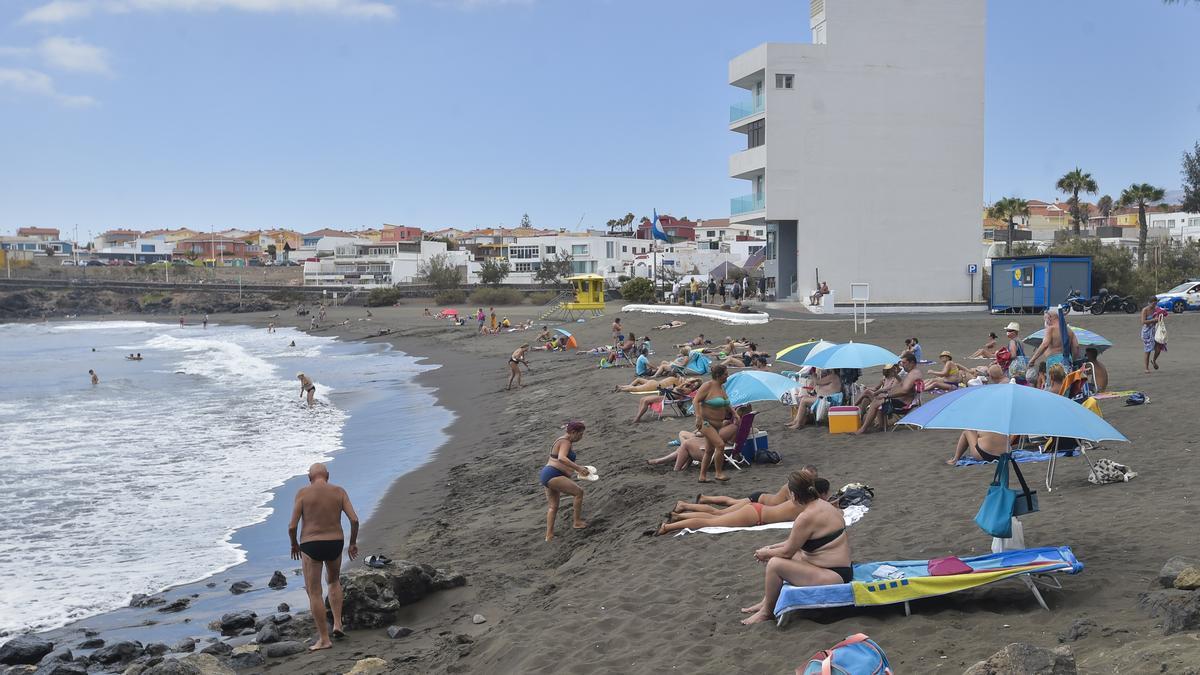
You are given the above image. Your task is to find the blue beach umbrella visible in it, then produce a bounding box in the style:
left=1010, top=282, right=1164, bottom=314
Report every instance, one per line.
left=897, top=382, right=1127, bottom=442
left=775, top=340, right=835, bottom=367
left=725, top=371, right=800, bottom=406
left=802, top=342, right=900, bottom=370
left=1024, top=326, right=1112, bottom=353
left=554, top=328, right=573, bottom=337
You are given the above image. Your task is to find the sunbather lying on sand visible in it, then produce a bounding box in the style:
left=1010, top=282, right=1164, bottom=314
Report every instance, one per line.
left=671, top=466, right=820, bottom=516
left=654, top=472, right=830, bottom=537
left=947, top=430, right=1010, bottom=464
left=646, top=405, right=751, bottom=470
left=632, top=378, right=703, bottom=422
left=616, top=375, right=698, bottom=394
left=654, top=320, right=686, bottom=330
left=740, top=469, right=852, bottom=625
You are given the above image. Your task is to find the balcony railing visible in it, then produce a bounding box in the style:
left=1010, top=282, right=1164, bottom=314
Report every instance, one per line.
left=729, top=98, right=764, bottom=123
left=730, top=193, right=765, bottom=216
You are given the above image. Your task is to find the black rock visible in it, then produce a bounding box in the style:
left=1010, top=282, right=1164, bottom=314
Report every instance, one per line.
left=204, top=583, right=216, bottom=589
left=217, top=611, right=256, bottom=634
left=171, top=638, right=195, bottom=654
left=35, top=647, right=71, bottom=666
left=262, top=641, right=305, bottom=658
left=228, top=581, right=251, bottom=595
left=267, top=571, right=287, bottom=590
left=276, top=603, right=290, bottom=613
left=157, top=598, right=190, bottom=613
left=144, top=643, right=170, bottom=657
left=227, top=651, right=265, bottom=669
left=1138, top=589, right=1200, bottom=635
left=77, top=638, right=104, bottom=650
left=386, top=626, right=413, bottom=639
left=199, top=642, right=231, bottom=657
left=129, top=594, right=167, bottom=608
left=963, top=643, right=1077, bottom=675
left=255, top=625, right=280, bottom=645
left=1061, top=618, right=1095, bottom=642
left=89, top=640, right=142, bottom=665
left=0, top=636, right=54, bottom=666
left=142, top=660, right=203, bottom=675
left=32, top=662, right=87, bottom=675
left=269, top=613, right=291, bottom=625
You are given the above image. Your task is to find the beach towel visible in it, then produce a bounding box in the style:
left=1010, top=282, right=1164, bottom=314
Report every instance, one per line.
left=956, top=449, right=1077, bottom=467
left=671, top=504, right=868, bottom=537
left=1091, top=390, right=1139, bottom=400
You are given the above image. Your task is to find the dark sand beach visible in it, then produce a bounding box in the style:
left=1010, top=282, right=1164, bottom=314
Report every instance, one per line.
left=23, top=302, right=1200, bottom=673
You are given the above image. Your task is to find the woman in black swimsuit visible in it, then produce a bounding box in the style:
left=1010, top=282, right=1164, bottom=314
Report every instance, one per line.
left=297, top=372, right=316, bottom=408
left=507, top=344, right=531, bottom=390
left=740, top=468, right=852, bottom=625
left=947, top=429, right=1009, bottom=465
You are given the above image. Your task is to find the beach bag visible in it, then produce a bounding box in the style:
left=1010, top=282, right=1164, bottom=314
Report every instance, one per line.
left=1125, top=392, right=1148, bottom=406
left=814, top=396, right=833, bottom=423
left=1009, top=459, right=1039, bottom=517
left=1154, top=319, right=1168, bottom=345
left=1087, top=458, right=1138, bottom=484
left=974, top=453, right=1017, bottom=538
left=800, top=634, right=892, bottom=675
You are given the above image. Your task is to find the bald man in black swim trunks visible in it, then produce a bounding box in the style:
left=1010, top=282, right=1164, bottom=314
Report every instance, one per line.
left=288, top=463, right=359, bottom=651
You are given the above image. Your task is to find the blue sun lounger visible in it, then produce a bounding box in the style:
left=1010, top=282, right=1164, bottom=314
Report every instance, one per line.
left=773, top=546, right=1083, bottom=626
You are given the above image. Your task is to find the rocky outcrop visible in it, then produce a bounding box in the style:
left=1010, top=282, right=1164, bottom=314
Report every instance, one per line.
left=0, top=636, right=54, bottom=666
left=262, top=642, right=305, bottom=658
left=345, top=658, right=388, bottom=675
left=1158, top=556, right=1199, bottom=588
left=1138, top=589, right=1200, bottom=635
left=963, top=643, right=1076, bottom=675
left=267, top=571, right=288, bottom=589
left=176, top=654, right=234, bottom=675
left=142, top=661, right=202, bottom=675
left=217, top=611, right=256, bottom=635
left=89, top=640, right=143, bottom=666
left=339, top=561, right=466, bottom=629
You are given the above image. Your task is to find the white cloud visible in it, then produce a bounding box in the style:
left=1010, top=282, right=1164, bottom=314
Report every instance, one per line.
left=20, top=0, right=397, bottom=23
left=0, top=37, right=112, bottom=75
left=38, top=37, right=113, bottom=75
left=0, top=67, right=97, bottom=107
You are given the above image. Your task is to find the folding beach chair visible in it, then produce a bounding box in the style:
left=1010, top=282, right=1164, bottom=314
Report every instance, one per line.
left=723, top=411, right=757, bottom=471
left=1043, top=363, right=1100, bottom=491
left=884, top=380, right=925, bottom=432
left=653, top=387, right=695, bottom=419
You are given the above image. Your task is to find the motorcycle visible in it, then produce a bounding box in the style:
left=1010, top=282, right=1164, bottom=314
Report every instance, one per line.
left=1064, top=288, right=1094, bottom=314
left=1089, top=288, right=1139, bottom=315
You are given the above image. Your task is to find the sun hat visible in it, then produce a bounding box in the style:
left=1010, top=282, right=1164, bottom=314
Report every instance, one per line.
left=939, top=350, right=952, bottom=359
left=1005, top=322, right=1020, bottom=332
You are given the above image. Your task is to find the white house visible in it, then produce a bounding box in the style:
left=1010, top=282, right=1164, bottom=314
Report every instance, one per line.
left=1149, top=211, right=1200, bottom=241
left=467, top=233, right=635, bottom=285
left=727, top=0, right=985, bottom=302
left=303, top=240, right=451, bottom=287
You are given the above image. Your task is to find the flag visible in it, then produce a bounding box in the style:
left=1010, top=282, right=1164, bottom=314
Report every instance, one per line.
left=651, top=209, right=669, bottom=242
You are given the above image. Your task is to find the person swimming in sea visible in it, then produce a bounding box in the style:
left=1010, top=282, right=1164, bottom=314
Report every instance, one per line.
left=540, top=421, right=591, bottom=541
left=89, top=369, right=99, bottom=385
left=297, top=372, right=316, bottom=407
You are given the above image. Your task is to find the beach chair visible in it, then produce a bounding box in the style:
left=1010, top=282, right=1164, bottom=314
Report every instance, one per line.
left=653, top=387, right=695, bottom=419
left=884, top=380, right=925, bottom=432
left=773, top=546, right=1083, bottom=626
left=1042, top=364, right=1101, bottom=491
left=723, top=411, right=757, bottom=470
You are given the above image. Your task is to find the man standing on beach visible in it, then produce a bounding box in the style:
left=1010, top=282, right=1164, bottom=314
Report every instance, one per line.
left=289, top=463, right=359, bottom=652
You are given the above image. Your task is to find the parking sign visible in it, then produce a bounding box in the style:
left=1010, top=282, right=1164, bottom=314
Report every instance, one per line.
left=967, top=264, right=978, bottom=275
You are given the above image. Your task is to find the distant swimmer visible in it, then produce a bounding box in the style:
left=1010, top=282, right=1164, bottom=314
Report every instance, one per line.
left=288, top=463, right=360, bottom=651
left=125, top=353, right=143, bottom=361
left=179, top=314, right=185, bottom=328
left=289, top=340, right=296, bottom=348
left=267, top=322, right=275, bottom=333
left=298, top=372, right=316, bottom=407
left=203, top=314, right=209, bottom=329
left=89, top=369, right=99, bottom=385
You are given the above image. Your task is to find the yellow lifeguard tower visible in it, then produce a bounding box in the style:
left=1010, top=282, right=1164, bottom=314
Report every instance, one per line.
left=542, top=274, right=606, bottom=321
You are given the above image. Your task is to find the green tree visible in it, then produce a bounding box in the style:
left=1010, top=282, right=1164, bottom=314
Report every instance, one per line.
left=605, top=212, right=635, bottom=235
left=266, top=244, right=277, bottom=258
left=1181, top=141, right=1200, bottom=213
left=417, top=253, right=463, bottom=290
left=478, top=257, right=511, bottom=286
left=620, top=277, right=655, bottom=303
left=1119, top=183, right=1167, bottom=266
left=1096, top=194, right=1114, bottom=222
left=533, top=249, right=573, bottom=285
left=519, top=213, right=532, bottom=229
left=987, top=197, right=1030, bottom=256
left=1055, top=167, right=1099, bottom=235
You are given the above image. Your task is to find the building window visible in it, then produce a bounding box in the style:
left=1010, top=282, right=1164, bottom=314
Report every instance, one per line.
left=544, top=246, right=556, bottom=254
left=606, top=241, right=615, bottom=258
left=775, top=73, right=794, bottom=89
left=514, top=262, right=541, bottom=272
left=571, top=244, right=589, bottom=256
left=1189, top=218, right=1200, bottom=227
left=747, top=119, right=765, bottom=149
left=510, top=245, right=538, bottom=259
left=622, top=245, right=627, bottom=253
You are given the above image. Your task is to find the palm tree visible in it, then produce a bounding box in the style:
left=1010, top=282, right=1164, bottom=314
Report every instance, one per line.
left=1119, top=183, right=1166, bottom=266
left=1097, top=194, right=1114, bottom=224
left=988, top=197, right=1030, bottom=256
left=1055, top=167, right=1099, bottom=235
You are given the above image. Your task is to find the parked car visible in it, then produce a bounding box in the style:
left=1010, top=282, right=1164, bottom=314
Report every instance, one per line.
left=61, top=259, right=76, bottom=266
left=1156, top=280, right=1200, bottom=313
left=85, top=259, right=106, bottom=267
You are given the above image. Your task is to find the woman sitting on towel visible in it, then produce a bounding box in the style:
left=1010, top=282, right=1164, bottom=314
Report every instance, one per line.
left=631, top=378, right=703, bottom=423
left=947, top=430, right=1010, bottom=465
left=646, top=405, right=751, bottom=471
left=970, top=333, right=998, bottom=359
left=739, top=468, right=852, bottom=625
left=923, top=351, right=967, bottom=392
left=539, top=421, right=591, bottom=541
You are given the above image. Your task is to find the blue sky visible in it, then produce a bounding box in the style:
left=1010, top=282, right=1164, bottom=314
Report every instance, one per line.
left=1, top=0, right=1198, bottom=238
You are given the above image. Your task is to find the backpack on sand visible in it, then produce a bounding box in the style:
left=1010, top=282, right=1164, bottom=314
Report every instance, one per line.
left=800, top=634, right=892, bottom=675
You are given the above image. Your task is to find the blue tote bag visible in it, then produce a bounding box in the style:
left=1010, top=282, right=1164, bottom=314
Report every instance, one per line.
left=974, top=453, right=1017, bottom=538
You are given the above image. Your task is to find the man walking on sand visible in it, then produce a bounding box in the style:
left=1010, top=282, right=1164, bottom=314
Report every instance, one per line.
left=288, top=463, right=360, bottom=651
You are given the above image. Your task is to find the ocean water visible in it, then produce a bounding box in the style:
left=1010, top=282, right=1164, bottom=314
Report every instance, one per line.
left=0, top=320, right=449, bottom=637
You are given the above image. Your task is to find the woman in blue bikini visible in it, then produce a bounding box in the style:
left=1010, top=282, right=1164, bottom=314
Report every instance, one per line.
left=540, top=421, right=591, bottom=541
left=693, top=364, right=732, bottom=483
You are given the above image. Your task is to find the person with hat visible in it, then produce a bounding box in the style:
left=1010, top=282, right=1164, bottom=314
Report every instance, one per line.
left=924, top=351, right=967, bottom=392
left=976, top=322, right=1027, bottom=378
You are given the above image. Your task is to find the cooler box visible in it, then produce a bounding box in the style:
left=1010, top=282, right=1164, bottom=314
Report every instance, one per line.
left=740, top=431, right=768, bottom=460
left=828, top=406, right=860, bottom=434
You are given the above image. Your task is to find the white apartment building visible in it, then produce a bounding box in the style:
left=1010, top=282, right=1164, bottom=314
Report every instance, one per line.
left=1149, top=211, right=1200, bottom=242
left=728, top=0, right=985, bottom=302
left=468, top=234, right=635, bottom=285
left=303, top=239, right=451, bottom=287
